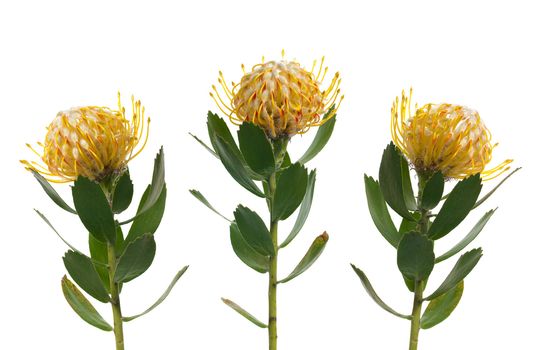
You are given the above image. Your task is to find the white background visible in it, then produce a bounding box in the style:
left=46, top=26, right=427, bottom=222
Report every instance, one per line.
left=0, top=1, right=544, bottom=349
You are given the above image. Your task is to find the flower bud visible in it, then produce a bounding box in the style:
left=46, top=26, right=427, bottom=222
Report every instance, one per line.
left=22, top=94, right=149, bottom=183
left=391, top=90, right=512, bottom=179
left=211, top=54, right=343, bottom=139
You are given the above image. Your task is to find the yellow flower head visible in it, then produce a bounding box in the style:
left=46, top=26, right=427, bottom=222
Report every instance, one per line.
left=391, top=89, right=512, bottom=180
left=22, top=93, right=150, bottom=183
left=211, top=51, right=343, bottom=139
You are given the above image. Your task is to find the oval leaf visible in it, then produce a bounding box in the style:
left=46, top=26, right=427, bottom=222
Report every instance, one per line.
left=221, top=298, right=267, bottom=328
left=298, top=111, right=336, bottom=164
left=400, top=156, right=418, bottom=211
left=428, top=174, right=482, bottom=240
left=89, top=234, right=110, bottom=290
left=280, top=169, right=316, bottom=248
left=364, top=175, right=402, bottom=247
left=112, top=171, right=134, bottom=214
left=115, top=234, right=156, bottom=283
left=31, top=170, right=76, bottom=214
left=435, top=209, right=495, bottom=263
left=351, top=264, right=411, bottom=320
left=207, top=112, right=240, bottom=155
left=426, top=248, right=482, bottom=301
left=233, top=205, right=274, bottom=256
left=230, top=223, right=269, bottom=273
left=397, top=232, right=435, bottom=282
left=61, top=276, right=113, bottom=331
left=72, top=176, right=116, bottom=243
left=238, top=122, right=275, bottom=176
left=379, top=142, right=414, bottom=220
left=212, top=135, right=265, bottom=197
left=63, top=250, right=110, bottom=303
left=125, top=185, right=167, bottom=246
left=421, top=172, right=444, bottom=210
left=278, top=232, right=328, bottom=283
left=272, top=163, right=308, bottom=221
left=421, top=281, right=464, bottom=329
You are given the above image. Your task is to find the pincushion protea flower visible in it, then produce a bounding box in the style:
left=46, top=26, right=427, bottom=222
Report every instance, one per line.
left=211, top=52, right=343, bottom=139
left=391, top=89, right=512, bottom=180
left=22, top=93, right=149, bottom=183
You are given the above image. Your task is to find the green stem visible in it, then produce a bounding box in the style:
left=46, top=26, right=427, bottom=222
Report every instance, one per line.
left=408, top=174, right=431, bottom=350
left=107, top=242, right=125, bottom=350
left=409, top=280, right=424, bottom=350
left=268, top=172, right=278, bottom=350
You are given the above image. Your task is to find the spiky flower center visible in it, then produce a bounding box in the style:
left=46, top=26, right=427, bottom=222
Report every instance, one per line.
left=392, top=90, right=512, bottom=179
left=23, top=95, right=149, bottom=183
left=211, top=56, right=342, bottom=139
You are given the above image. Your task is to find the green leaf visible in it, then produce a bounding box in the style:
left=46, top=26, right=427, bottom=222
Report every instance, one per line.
left=428, top=175, right=482, bottom=240
left=280, top=170, right=316, bottom=248
left=379, top=142, right=414, bottom=221
left=207, top=111, right=240, bottom=155
left=123, top=266, right=189, bottom=322
left=399, top=212, right=420, bottom=234
left=351, top=264, right=411, bottom=320
left=189, top=132, right=219, bottom=159
left=114, top=234, right=156, bottom=283
left=280, top=150, right=292, bottom=169
left=112, top=171, right=133, bottom=214
left=272, top=163, right=308, bottom=221
left=421, top=172, right=444, bottom=210
left=400, top=156, right=418, bottom=211
left=473, top=167, right=521, bottom=209
left=278, top=232, right=328, bottom=283
left=35, top=209, right=82, bottom=254
left=31, top=170, right=76, bottom=214
left=139, top=147, right=166, bottom=215
left=364, top=175, right=402, bottom=248
left=61, top=276, right=113, bottom=331
left=189, top=189, right=231, bottom=222
left=435, top=209, right=495, bottom=263
left=421, top=281, right=464, bottom=329
left=221, top=298, right=267, bottom=328
left=89, top=234, right=110, bottom=290
left=72, top=176, right=116, bottom=243
left=238, top=122, right=275, bottom=177
left=298, top=111, right=336, bottom=164
left=230, top=223, right=269, bottom=273
left=233, top=205, right=274, bottom=256
left=63, top=250, right=110, bottom=303
left=212, top=135, right=265, bottom=197
left=397, top=232, right=435, bottom=282
left=425, top=248, right=482, bottom=300
left=125, top=185, right=167, bottom=246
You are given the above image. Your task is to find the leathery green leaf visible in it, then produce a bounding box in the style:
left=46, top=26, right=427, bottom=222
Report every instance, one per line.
left=428, top=174, right=482, bottom=240
left=123, top=266, right=189, bottom=322
left=421, top=281, right=464, bottom=329
left=379, top=142, right=414, bottom=221
left=234, top=205, right=274, bottom=256
left=426, top=248, right=482, bottom=300
left=230, top=223, right=269, bottom=273
left=221, top=298, right=267, bottom=328
left=298, top=109, right=336, bottom=164
left=238, top=122, right=275, bottom=176
left=278, top=232, right=328, bottom=283
left=397, top=232, right=435, bottom=282
left=61, top=276, right=113, bottom=331
left=280, top=169, right=316, bottom=248
left=435, top=209, right=495, bottom=263
left=63, top=250, right=110, bottom=303
left=125, top=185, right=167, bottom=246
left=272, top=163, right=308, bottom=221
left=421, top=172, right=444, bottom=210
left=72, top=176, right=116, bottom=243
left=115, top=234, right=156, bottom=283
left=112, top=170, right=133, bottom=214
left=364, top=175, right=402, bottom=247
left=31, top=170, right=76, bottom=214
left=351, top=264, right=411, bottom=320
